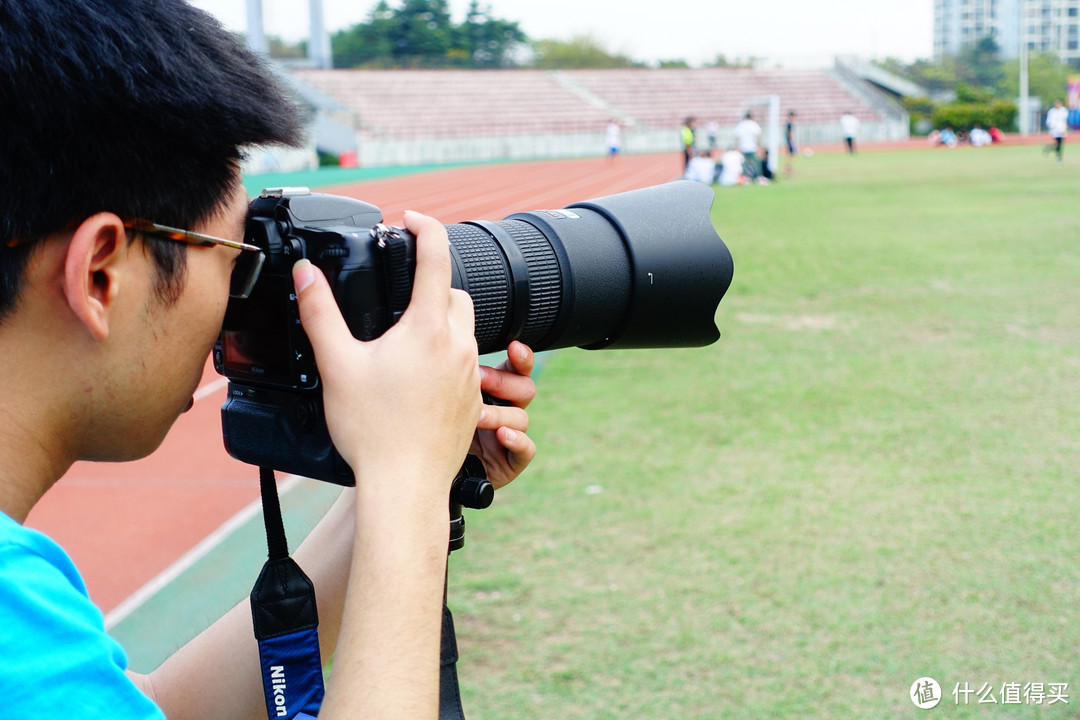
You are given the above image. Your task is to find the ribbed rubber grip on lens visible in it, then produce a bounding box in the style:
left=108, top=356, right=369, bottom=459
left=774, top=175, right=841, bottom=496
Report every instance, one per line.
left=447, top=219, right=564, bottom=353
left=447, top=224, right=511, bottom=351
left=501, top=221, right=562, bottom=345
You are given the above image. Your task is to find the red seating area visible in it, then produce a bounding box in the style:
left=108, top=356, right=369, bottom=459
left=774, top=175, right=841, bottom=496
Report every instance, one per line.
left=289, top=67, right=883, bottom=140
left=570, top=67, right=880, bottom=127
left=291, top=68, right=611, bottom=139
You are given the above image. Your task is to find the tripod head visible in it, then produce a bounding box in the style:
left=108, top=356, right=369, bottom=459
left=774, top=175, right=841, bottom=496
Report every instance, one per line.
left=449, top=454, right=493, bottom=552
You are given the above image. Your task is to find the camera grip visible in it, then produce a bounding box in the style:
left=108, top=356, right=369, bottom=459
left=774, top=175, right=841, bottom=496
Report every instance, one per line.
left=222, top=384, right=355, bottom=486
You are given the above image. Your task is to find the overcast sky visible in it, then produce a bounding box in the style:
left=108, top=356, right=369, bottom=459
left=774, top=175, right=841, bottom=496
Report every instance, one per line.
left=190, top=0, right=934, bottom=67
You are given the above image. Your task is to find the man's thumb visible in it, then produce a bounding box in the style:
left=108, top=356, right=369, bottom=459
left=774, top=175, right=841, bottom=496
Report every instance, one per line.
left=292, top=259, right=350, bottom=351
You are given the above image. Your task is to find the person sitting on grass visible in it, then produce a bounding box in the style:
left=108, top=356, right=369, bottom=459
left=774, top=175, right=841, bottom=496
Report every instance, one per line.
left=718, top=145, right=749, bottom=186
left=684, top=149, right=717, bottom=184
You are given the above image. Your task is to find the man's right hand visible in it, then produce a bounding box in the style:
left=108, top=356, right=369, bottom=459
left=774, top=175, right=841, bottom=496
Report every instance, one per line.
left=291, top=210, right=481, bottom=511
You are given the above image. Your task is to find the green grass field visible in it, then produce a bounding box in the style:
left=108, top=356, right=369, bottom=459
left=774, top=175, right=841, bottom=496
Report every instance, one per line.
left=446, top=145, right=1080, bottom=718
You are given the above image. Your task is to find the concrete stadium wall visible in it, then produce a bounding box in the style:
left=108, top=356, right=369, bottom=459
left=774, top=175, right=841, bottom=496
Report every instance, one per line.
left=355, top=119, right=909, bottom=167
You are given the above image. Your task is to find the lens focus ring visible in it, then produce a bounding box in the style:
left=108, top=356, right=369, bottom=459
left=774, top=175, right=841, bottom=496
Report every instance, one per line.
left=447, top=224, right=511, bottom=350
left=501, top=220, right=561, bottom=345
left=447, top=219, right=564, bottom=353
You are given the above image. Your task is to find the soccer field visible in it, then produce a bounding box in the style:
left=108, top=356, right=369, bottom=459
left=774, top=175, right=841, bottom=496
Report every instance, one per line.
left=447, top=144, right=1080, bottom=718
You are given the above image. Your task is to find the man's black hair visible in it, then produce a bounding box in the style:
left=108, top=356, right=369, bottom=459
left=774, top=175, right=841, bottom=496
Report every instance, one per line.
left=0, top=0, right=305, bottom=316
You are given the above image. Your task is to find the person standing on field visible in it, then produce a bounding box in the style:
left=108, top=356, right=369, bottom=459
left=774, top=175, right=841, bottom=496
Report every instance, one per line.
left=1045, top=100, right=1069, bottom=163
left=606, top=119, right=622, bottom=164
left=784, top=109, right=797, bottom=176
left=680, top=116, right=696, bottom=172
left=733, top=111, right=762, bottom=179
left=840, top=111, right=860, bottom=154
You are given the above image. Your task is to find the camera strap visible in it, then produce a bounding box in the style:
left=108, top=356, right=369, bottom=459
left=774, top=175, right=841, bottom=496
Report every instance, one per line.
left=251, top=467, right=324, bottom=720
left=250, top=464, right=476, bottom=720
left=440, top=583, right=466, bottom=720
left=440, top=454, right=494, bottom=720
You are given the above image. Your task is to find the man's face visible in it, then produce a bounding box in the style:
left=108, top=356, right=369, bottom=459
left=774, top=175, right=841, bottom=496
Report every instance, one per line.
left=107, top=181, right=250, bottom=460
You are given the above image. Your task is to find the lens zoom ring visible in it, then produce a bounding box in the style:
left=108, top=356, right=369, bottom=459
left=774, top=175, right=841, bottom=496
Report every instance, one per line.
left=502, top=221, right=562, bottom=345
left=447, top=224, right=510, bottom=349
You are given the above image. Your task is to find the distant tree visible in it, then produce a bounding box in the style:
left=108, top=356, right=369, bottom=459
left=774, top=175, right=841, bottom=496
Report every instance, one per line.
left=454, top=0, right=526, bottom=68
left=876, top=40, right=1076, bottom=133
left=878, top=36, right=1073, bottom=103
left=705, top=54, right=755, bottom=69
left=998, top=52, right=1073, bottom=105
left=267, top=36, right=306, bottom=59
left=954, top=81, right=995, bottom=104
left=954, top=36, right=1004, bottom=89
left=877, top=46, right=1030, bottom=133
left=390, top=0, right=453, bottom=66
left=332, top=1, right=395, bottom=67
left=531, top=35, right=635, bottom=69
left=876, top=57, right=907, bottom=75
left=879, top=47, right=1001, bottom=97
left=901, top=94, right=937, bottom=134
left=896, top=57, right=960, bottom=95
left=930, top=98, right=1017, bottom=131
left=332, top=0, right=524, bottom=68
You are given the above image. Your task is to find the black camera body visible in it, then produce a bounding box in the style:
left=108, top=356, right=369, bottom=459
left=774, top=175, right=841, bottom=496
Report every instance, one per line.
left=216, top=183, right=733, bottom=486
left=214, top=188, right=402, bottom=484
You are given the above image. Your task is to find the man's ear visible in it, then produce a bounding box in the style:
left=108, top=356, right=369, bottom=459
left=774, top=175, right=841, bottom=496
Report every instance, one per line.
left=62, top=213, right=131, bottom=340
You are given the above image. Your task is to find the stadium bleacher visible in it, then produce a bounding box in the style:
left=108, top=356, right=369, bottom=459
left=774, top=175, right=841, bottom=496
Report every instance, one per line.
left=290, top=68, right=612, bottom=139
left=568, top=67, right=880, bottom=130
left=284, top=65, right=908, bottom=166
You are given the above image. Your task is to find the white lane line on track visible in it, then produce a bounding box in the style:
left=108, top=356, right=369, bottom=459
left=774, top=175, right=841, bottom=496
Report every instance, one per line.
left=193, top=376, right=228, bottom=403
left=103, top=474, right=303, bottom=630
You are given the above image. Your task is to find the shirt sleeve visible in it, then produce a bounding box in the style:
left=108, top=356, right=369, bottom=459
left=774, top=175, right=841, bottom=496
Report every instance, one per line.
left=0, top=542, right=165, bottom=719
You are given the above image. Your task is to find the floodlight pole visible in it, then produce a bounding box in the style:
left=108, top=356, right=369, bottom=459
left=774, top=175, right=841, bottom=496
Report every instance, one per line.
left=309, top=0, right=333, bottom=69
left=1019, top=1, right=1030, bottom=135
left=245, top=0, right=268, bottom=56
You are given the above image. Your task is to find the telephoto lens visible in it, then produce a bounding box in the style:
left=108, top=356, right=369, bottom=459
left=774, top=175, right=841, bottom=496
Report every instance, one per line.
left=443, top=180, right=732, bottom=354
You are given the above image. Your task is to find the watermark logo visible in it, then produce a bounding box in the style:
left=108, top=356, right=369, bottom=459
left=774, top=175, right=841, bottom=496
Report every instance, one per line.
left=908, top=678, right=1070, bottom=708
left=911, top=677, right=942, bottom=709
left=953, top=681, right=1069, bottom=705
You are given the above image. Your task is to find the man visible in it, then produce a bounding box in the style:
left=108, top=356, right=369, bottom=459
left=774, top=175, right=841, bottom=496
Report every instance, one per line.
left=718, top=145, right=749, bottom=186
left=970, top=125, right=992, bottom=147
left=606, top=119, right=622, bottom=164
left=1046, top=100, right=1069, bottom=163
left=784, top=110, right=798, bottom=176
left=683, top=149, right=716, bottom=184
left=0, top=1, right=537, bottom=718
left=733, top=112, right=762, bottom=179
left=680, top=116, right=696, bottom=171
left=840, top=111, right=860, bottom=154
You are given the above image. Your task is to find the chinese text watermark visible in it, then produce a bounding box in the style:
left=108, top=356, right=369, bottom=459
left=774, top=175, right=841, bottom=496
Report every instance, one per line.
left=910, top=678, right=1069, bottom=709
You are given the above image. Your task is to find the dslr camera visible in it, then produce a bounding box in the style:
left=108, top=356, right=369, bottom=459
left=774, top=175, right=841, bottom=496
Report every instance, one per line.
left=214, top=181, right=733, bottom=486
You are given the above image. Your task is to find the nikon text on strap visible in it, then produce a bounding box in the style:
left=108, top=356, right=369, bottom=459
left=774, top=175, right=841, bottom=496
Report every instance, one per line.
left=250, top=457, right=493, bottom=719
left=252, top=467, right=325, bottom=720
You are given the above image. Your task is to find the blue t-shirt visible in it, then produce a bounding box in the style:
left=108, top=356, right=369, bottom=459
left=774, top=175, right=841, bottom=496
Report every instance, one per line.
left=0, top=511, right=165, bottom=718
